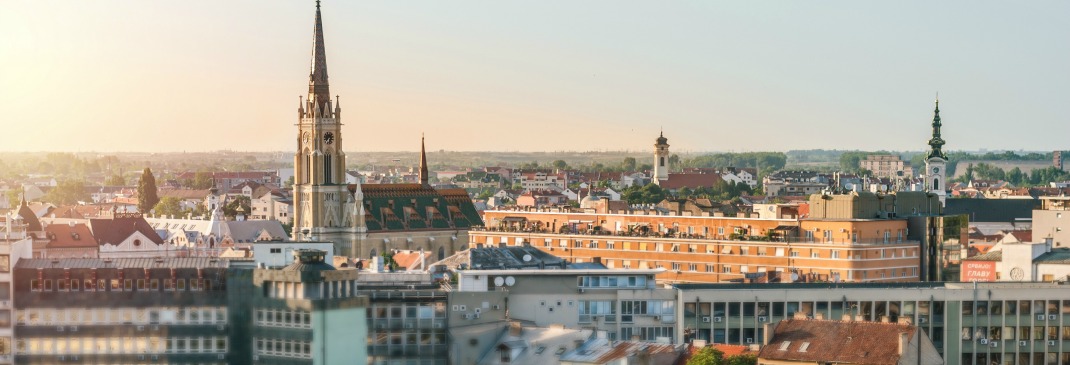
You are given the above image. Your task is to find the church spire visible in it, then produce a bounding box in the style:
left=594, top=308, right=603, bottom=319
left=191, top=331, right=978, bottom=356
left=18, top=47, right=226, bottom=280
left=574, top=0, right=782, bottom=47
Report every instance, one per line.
left=927, top=97, right=947, bottom=160
left=419, top=135, right=429, bottom=186
left=308, top=0, right=330, bottom=111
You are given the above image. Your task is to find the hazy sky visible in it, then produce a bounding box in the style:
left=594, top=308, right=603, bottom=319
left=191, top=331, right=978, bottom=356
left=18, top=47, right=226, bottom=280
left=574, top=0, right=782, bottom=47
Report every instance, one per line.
left=1, top=1, right=1067, bottom=153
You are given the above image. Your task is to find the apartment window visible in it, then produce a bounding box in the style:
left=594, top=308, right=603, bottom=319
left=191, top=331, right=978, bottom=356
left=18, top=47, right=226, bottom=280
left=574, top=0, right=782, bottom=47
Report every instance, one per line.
left=789, top=250, right=799, bottom=257
left=607, top=242, right=615, bottom=250
left=741, top=247, right=750, bottom=255
left=718, top=227, right=725, bottom=235
left=831, top=251, right=840, bottom=259
left=811, top=251, right=819, bottom=258
left=270, top=248, right=282, bottom=254
left=883, top=231, right=890, bottom=244
left=824, top=230, right=832, bottom=243
left=805, top=231, right=814, bottom=241
left=897, top=230, right=904, bottom=243
left=775, top=248, right=785, bottom=257
left=741, top=266, right=749, bottom=273
left=706, top=265, right=714, bottom=272
left=689, top=264, right=697, bottom=272
left=671, top=263, right=681, bottom=271
left=722, top=266, right=732, bottom=273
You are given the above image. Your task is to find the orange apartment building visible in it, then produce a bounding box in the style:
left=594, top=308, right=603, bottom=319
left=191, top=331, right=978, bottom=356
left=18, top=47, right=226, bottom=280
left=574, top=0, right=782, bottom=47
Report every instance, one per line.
left=473, top=208, right=921, bottom=284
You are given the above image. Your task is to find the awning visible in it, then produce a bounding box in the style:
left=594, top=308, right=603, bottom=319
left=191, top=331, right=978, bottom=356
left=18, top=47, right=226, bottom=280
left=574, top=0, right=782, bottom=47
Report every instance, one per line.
left=721, top=246, right=733, bottom=254
left=772, top=225, right=799, bottom=231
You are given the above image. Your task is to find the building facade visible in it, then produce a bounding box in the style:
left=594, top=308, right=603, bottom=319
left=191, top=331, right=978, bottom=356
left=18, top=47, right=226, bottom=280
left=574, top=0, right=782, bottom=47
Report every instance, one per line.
left=861, top=154, right=913, bottom=179
left=676, top=282, right=1070, bottom=365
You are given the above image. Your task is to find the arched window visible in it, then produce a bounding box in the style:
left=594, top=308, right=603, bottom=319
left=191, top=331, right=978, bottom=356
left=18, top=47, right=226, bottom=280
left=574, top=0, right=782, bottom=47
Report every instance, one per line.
left=659, top=157, right=665, bottom=167
left=933, top=178, right=940, bottom=191
left=369, top=248, right=377, bottom=259
left=324, top=154, right=332, bottom=184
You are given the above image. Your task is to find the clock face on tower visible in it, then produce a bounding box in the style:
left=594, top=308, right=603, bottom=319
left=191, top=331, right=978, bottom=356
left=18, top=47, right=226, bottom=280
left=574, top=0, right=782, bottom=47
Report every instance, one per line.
left=324, top=132, right=334, bottom=145
left=302, top=132, right=310, bottom=144
left=932, top=167, right=940, bottom=174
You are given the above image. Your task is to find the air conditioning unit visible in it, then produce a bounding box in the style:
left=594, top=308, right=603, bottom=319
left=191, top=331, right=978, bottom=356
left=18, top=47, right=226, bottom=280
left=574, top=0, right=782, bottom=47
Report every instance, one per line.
left=452, top=305, right=460, bottom=312
left=745, top=338, right=754, bottom=344
left=1049, top=314, right=1057, bottom=320
left=1037, top=314, right=1046, bottom=321
left=715, top=317, right=723, bottom=322
left=1049, top=340, right=1057, bottom=346
left=474, top=308, right=482, bottom=314
left=463, top=314, right=472, bottom=320
left=979, top=339, right=988, bottom=345
left=459, top=305, right=467, bottom=311
left=702, top=317, right=711, bottom=323
left=1020, top=341, right=1028, bottom=347
left=652, top=315, right=661, bottom=321
left=578, top=288, right=586, bottom=293
left=493, top=305, right=502, bottom=310
left=758, top=316, right=767, bottom=322
left=918, top=317, right=927, bottom=324
left=475, top=313, right=481, bottom=319
left=991, top=342, right=998, bottom=348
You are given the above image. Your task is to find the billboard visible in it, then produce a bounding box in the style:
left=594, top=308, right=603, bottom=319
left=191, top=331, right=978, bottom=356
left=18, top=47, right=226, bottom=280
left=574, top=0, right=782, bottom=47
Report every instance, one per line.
left=961, top=261, right=996, bottom=282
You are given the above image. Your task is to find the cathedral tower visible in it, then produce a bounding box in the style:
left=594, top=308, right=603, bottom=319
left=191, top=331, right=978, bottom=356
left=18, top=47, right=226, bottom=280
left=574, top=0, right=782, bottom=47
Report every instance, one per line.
left=293, top=0, right=348, bottom=240
left=924, top=98, right=948, bottom=206
left=653, top=132, right=670, bottom=184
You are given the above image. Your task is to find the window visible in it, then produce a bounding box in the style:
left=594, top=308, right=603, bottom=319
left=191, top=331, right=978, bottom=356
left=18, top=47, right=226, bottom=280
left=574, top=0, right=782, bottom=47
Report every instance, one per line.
left=811, top=251, right=819, bottom=258
left=722, top=266, right=732, bottom=273
left=831, top=251, right=840, bottom=259
left=0, top=255, right=9, bottom=272
left=270, top=248, right=282, bottom=254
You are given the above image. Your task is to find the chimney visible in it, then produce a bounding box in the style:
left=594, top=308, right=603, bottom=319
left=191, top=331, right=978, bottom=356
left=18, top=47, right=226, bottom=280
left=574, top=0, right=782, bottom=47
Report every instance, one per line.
left=793, top=312, right=808, bottom=320
left=762, top=322, right=774, bottom=346
left=881, top=315, right=891, bottom=323
left=814, top=312, right=825, bottom=320
left=897, top=331, right=909, bottom=355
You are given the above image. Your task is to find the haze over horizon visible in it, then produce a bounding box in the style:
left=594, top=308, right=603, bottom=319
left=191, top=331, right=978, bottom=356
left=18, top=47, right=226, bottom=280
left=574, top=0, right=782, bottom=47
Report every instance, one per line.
left=2, top=1, right=1067, bottom=153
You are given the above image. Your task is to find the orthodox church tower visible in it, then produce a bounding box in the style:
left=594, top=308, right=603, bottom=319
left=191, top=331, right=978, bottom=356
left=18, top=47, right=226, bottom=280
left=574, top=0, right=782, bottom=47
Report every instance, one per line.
left=924, top=98, right=948, bottom=206
left=653, top=132, right=670, bottom=184
left=292, top=0, right=349, bottom=240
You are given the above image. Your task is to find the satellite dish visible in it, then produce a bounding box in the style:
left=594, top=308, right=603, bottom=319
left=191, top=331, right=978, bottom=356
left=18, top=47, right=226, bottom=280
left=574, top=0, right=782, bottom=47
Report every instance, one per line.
left=505, top=276, right=516, bottom=286
left=790, top=272, right=799, bottom=282
left=494, top=277, right=505, bottom=286
left=522, top=254, right=532, bottom=262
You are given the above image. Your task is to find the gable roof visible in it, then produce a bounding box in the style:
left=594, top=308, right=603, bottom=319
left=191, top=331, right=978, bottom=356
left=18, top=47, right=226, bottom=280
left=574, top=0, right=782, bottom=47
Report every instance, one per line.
left=44, top=223, right=98, bottom=249
left=757, top=319, right=915, bottom=365
left=351, top=183, right=484, bottom=233
left=89, top=214, right=165, bottom=246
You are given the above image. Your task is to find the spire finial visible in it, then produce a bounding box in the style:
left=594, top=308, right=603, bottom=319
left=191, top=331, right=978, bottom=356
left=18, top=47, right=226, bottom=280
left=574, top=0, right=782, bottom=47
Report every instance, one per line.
left=308, top=0, right=330, bottom=110
left=419, top=134, right=429, bottom=186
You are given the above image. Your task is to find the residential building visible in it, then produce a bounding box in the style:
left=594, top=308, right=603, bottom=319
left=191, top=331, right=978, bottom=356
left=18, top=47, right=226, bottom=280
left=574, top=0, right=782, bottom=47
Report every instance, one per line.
left=516, top=171, right=568, bottom=191
left=961, top=238, right=1070, bottom=283
left=559, top=334, right=685, bottom=365
left=1031, top=196, right=1070, bottom=249
left=0, top=214, right=33, bottom=365
left=516, top=190, right=569, bottom=208
left=42, top=222, right=98, bottom=259
left=861, top=154, right=914, bottom=179
left=90, top=213, right=176, bottom=258
left=675, top=282, right=1070, bottom=365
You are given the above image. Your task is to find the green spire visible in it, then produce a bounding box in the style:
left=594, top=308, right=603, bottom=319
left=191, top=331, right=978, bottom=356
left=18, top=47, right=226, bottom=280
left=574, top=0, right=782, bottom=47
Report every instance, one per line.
left=926, top=98, right=947, bottom=160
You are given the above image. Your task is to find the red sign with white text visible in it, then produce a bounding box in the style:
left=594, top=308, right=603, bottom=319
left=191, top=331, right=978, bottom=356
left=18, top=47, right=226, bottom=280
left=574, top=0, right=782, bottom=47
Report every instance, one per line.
left=961, top=261, right=996, bottom=282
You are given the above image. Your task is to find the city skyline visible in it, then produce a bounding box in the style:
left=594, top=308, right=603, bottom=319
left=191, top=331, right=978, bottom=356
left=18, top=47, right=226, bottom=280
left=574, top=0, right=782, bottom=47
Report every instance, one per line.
left=1, top=1, right=1067, bottom=153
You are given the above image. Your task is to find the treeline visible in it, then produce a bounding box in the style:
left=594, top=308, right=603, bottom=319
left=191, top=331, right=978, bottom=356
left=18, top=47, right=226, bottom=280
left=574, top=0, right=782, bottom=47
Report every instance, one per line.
left=956, top=163, right=1069, bottom=187
left=620, top=180, right=754, bottom=204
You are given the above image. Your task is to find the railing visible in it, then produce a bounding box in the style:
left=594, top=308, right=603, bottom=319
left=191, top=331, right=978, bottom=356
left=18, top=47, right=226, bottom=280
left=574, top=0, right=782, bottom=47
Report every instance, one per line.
left=473, top=228, right=920, bottom=246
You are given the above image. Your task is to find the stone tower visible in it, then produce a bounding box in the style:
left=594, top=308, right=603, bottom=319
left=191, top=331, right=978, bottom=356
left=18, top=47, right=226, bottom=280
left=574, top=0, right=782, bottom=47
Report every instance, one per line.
left=924, top=98, right=948, bottom=206
left=292, top=0, right=349, bottom=240
left=653, top=132, right=670, bottom=184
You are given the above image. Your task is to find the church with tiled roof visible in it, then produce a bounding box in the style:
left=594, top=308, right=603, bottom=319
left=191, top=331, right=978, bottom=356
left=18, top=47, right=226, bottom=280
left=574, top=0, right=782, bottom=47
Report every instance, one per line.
left=290, top=1, right=482, bottom=260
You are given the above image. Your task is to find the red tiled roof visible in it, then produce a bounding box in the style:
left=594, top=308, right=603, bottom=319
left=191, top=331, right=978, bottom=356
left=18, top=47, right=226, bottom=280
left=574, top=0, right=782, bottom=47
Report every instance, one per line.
left=757, top=319, right=915, bottom=365
left=44, top=223, right=98, bottom=249
left=1008, top=230, right=1032, bottom=242
left=657, top=173, right=724, bottom=189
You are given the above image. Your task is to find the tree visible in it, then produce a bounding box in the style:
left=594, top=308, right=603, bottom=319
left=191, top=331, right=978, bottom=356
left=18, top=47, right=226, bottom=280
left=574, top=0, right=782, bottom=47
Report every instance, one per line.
left=669, top=154, right=681, bottom=168
left=187, top=171, right=214, bottom=189
left=725, top=354, right=757, bottom=365
left=687, top=347, right=725, bottom=365
left=552, top=160, right=569, bottom=170
left=105, top=174, right=126, bottom=186
left=1007, top=167, right=1024, bottom=186
left=43, top=180, right=90, bottom=205
left=152, top=196, right=184, bottom=218
left=223, top=195, right=252, bottom=220
left=137, top=168, right=160, bottom=213
left=622, top=157, right=637, bottom=172
left=284, top=175, right=295, bottom=189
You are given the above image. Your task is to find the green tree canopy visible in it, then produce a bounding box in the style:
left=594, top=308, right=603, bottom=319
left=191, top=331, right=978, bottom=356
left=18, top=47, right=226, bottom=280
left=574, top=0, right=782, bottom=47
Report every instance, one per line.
left=43, top=180, right=90, bottom=205
left=137, top=168, right=159, bottom=213
left=152, top=196, right=184, bottom=218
